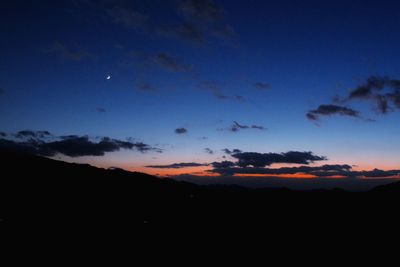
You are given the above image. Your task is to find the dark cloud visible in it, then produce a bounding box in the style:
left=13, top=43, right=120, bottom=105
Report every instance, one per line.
left=49, top=41, right=90, bottom=62
left=96, top=107, right=107, bottom=113
left=151, top=52, right=192, bottom=72
left=15, top=130, right=51, bottom=139
left=210, top=163, right=400, bottom=179
left=15, top=130, right=36, bottom=138
left=253, top=82, right=271, bottom=90
left=0, top=132, right=6, bottom=137
left=387, top=90, right=400, bottom=108
left=306, top=105, right=360, bottom=121
left=346, top=76, right=400, bottom=114
left=175, top=128, right=188, bottom=134
left=231, top=151, right=326, bottom=168
left=205, top=149, right=400, bottom=178
left=204, top=148, right=214, bottom=154
left=0, top=132, right=161, bottom=157
left=145, top=162, right=208, bottom=169
left=211, top=160, right=236, bottom=169
left=60, top=135, right=80, bottom=140
left=308, top=76, right=400, bottom=121
left=204, top=147, right=214, bottom=155
left=375, top=94, right=389, bottom=114
left=222, top=148, right=242, bottom=155
left=211, top=164, right=352, bottom=176
left=348, top=76, right=389, bottom=100
left=228, top=121, right=266, bottom=132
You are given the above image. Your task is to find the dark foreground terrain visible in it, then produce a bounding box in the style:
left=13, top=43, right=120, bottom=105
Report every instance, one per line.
left=1, top=150, right=399, bottom=228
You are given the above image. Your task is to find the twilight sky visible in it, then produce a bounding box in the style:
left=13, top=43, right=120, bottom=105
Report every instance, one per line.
left=1, top=0, right=400, bottom=190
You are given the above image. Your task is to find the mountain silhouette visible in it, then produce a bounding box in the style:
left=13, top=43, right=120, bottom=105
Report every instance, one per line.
left=1, top=150, right=399, bottom=228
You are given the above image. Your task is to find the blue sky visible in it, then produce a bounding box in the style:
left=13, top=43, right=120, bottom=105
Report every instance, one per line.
left=1, top=0, right=400, bottom=189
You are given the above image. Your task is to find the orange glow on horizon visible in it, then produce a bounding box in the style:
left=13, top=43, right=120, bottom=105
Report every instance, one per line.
left=89, top=161, right=400, bottom=180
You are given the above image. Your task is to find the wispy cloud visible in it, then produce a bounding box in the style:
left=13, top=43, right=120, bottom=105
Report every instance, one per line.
left=199, top=81, right=229, bottom=100
left=96, top=107, right=107, bottom=113
left=132, top=52, right=193, bottom=73
left=49, top=41, right=90, bottom=62
left=136, top=82, right=157, bottom=92
left=222, top=148, right=242, bottom=155
left=204, top=148, right=214, bottom=154
left=224, top=121, right=267, bottom=132
left=145, top=162, right=208, bottom=169
left=107, top=5, right=149, bottom=29
left=176, top=0, right=234, bottom=39
left=156, top=23, right=204, bottom=44
left=152, top=52, right=192, bottom=72
left=253, top=82, right=271, bottom=90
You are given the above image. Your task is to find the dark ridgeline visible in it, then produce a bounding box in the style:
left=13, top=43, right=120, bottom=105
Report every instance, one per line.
left=0, top=150, right=399, bottom=229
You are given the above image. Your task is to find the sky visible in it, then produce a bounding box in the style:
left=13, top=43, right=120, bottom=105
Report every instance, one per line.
left=1, top=0, right=400, bottom=190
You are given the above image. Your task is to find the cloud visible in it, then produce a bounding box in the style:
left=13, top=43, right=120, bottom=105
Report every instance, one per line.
left=0, top=131, right=161, bottom=157
left=96, top=107, right=107, bottom=113
left=204, top=148, right=214, bottom=154
left=156, top=23, right=204, bottom=44
left=136, top=82, right=157, bottom=92
left=228, top=121, right=267, bottom=132
left=145, top=162, right=208, bottom=169
left=84, top=0, right=233, bottom=44
left=387, top=90, right=400, bottom=108
left=49, top=41, right=90, bottom=62
left=234, top=95, right=246, bottom=102
left=175, top=128, right=188, bottom=134
left=253, top=82, right=271, bottom=90
left=107, top=6, right=149, bottom=29
left=132, top=51, right=192, bottom=73
left=178, top=0, right=223, bottom=23
left=348, top=76, right=389, bottom=100
left=176, top=0, right=234, bottom=39
left=15, top=130, right=51, bottom=139
left=308, top=76, right=400, bottom=121
left=306, top=105, right=360, bottom=121
left=203, top=149, right=400, bottom=179
left=211, top=160, right=236, bottom=169
left=222, top=148, right=242, bottom=155
left=230, top=151, right=326, bottom=167
left=0, top=132, right=6, bottom=137
left=346, top=76, right=400, bottom=114
left=199, top=81, right=229, bottom=99
left=211, top=164, right=352, bottom=176
left=150, top=52, right=192, bottom=72
left=210, top=163, right=400, bottom=179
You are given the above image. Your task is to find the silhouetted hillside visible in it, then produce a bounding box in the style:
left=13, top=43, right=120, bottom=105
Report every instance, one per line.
left=0, top=150, right=399, bottom=228
left=371, top=180, right=400, bottom=193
